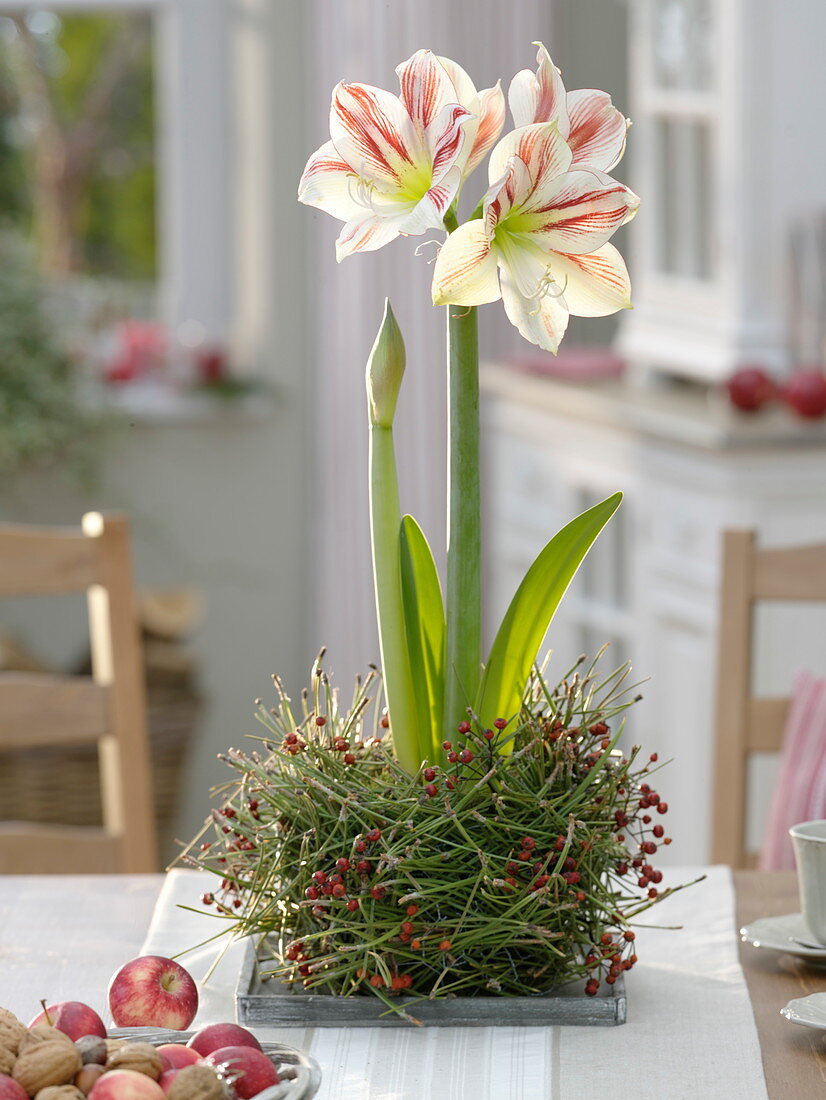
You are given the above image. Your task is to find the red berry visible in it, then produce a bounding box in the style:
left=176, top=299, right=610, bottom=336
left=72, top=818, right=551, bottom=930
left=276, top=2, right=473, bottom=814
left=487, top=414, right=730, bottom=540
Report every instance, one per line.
left=424, top=783, right=438, bottom=798
left=312, top=871, right=326, bottom=885
left=447, top=751, right=459, bottom=763
left=648, top=887, right=659, bottom=898
left=457, top=721, right=471, bottom=734
left=336, top=858, right=351, bottom=872
left=411, top=939, right=422, bottom=950
left=442, top=740, right=452, bottom=750
left=305, top=886, right=319, bottom=900
left=439, top=939, right=451, bottom=951
left=483, top=729, right=495, bottom=740
left=332, top=883, right=346, bottom=897
left=493, top=718, right=508, bottom=730
left=423, top=767, right=437, bottom=781
left=401, top=921, right=414, bottom=935
left=366, top=828, right=381, bottom=841
left=649, top=753, right=658, bottom=763
left=623, top=930, right=635, bottom=942
left=726, top=366, right=775, bottom=412
left=459, top=749, right=474, bottom=764
left=201, top=893, right=213, bottom=905
left=406, top=904, right=419, bottom=916
left=329, top=873, right=343, bottom=886
left=784, top=369, right=826, bottom=419
left=356, top=860, right=371, bottom=874
left=355, top=840, right=366, bottom=853
left=369, top=974, right=385, bottom=988
left=653, top=825, right=664, bottom=838
left=315, top=715, right=326, bottom=726
left=284, top=732, right=298, bottom=745
left=344, top=753, right=356, bottom=765
left=657, top=802, right=668, bottom=815
left=521, top=837, right=536, bottom=850
left=371, top=886, right=385, bottom=900
left=346, top=898, right=359, bottom=912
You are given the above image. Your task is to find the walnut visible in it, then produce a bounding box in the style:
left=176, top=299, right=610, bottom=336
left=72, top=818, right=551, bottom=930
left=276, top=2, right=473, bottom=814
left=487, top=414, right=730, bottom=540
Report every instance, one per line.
left=0, top=1015, right=26, bottom=1055
left=18, top=1026, right=74, bottom=1055
left=166, top=1064, right=231, bottom=1100
left=0, top=1046, right=14, bottom=1075
left=34, top=1088, right=85, bottom=1100
left=105, top=1042, right=163, bottom=1079
left=104, top=1038, right=128, bottom=1057
left=74, top=1064, right=106, bottom=1096
left=13, top=1038, right=82, bottom=1094
left=0, top=1008, right=22, bottom=1026
left=75, top=1035, right=107, bottom=1066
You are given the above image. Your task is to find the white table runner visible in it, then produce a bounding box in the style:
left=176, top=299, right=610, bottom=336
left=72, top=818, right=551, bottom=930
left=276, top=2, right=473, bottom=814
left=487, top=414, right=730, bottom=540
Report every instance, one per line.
left=141, top=866, right=768, bottom=1100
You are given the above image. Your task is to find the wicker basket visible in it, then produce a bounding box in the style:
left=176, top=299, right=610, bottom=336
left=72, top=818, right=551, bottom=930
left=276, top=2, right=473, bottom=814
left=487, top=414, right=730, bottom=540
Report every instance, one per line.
left=0, top=684, right=200, bottom=847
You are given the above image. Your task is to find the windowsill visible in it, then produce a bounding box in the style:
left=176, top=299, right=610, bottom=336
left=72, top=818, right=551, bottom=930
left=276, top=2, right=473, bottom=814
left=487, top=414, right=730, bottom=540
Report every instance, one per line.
left=78, top=379, right=274, bottom=426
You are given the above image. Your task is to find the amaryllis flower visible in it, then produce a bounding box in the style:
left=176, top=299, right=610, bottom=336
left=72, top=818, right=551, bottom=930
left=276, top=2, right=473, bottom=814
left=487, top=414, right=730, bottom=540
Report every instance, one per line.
left=298, top=50, right=504, bottom=262
left=431, top=123, right=639, bottom=352
left=509, top=42, right=629, bottom=173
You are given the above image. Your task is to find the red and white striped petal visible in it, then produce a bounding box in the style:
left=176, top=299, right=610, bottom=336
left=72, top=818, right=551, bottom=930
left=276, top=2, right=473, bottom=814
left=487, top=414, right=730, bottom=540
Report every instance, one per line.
left=483, top=156, right=533, bottom=236
left=518, top=169, right=640, bottom=254
left=335, top=210, right=410, bottom=263
left=466, top=83, right=506, bottom=177
left=431, top=219, right=501, bottom=307
left=330, top=81, right=423, bottom=189
left=489, top=122, right=572, bottom=191
left=499, top=264, right=569, bottom=353
left=425, top=102, right=474, bottom=182
left=508, top=42, right=570, bottom=137
left=396, top=50, right=459, bottom=134
left=402, top=166, right=463, bottom=236
left=567, top=89, right=629, bottom=172
left=549, top=243, right=632, bottom=316
left=298, top=140, right=364, bottom=221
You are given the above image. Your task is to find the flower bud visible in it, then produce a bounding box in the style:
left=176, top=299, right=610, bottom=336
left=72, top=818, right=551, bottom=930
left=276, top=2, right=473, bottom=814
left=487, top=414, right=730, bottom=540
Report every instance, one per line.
left=366, top=299, right=406, bottom=428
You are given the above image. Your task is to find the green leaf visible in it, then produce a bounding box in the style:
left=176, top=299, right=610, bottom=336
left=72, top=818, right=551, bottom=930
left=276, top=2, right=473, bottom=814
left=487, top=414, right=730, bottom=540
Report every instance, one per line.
left=399, top=515, right=446, bottom=764
left=476, top=492, right=622, bottom=745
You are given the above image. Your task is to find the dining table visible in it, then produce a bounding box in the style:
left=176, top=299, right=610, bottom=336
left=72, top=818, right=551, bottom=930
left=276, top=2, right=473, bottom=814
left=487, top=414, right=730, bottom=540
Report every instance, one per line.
left=0, top=868, right=823, bottom=1098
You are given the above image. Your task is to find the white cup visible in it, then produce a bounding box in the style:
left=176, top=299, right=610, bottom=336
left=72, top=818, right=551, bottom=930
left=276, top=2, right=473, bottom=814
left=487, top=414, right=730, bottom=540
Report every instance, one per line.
left=790, top=820, right=826, bottom=944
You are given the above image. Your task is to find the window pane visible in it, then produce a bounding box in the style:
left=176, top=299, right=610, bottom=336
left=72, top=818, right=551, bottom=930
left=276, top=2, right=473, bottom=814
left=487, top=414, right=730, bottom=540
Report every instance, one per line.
left=654, top=116, right=714, bottom=280
left=652, top=0, right=713, bottom=92
left=0, top=10, right=156, bottom=282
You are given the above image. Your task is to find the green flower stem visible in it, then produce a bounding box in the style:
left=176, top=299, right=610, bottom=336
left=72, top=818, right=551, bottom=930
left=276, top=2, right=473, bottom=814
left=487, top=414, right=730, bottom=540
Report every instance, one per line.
left=443, top=207, right=482, bottom=735
left=369, top=422, right=421, bottom=774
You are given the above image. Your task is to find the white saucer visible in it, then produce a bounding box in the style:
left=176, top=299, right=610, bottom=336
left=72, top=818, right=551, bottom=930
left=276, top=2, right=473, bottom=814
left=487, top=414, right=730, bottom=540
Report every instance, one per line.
left=740, top=911, right=826, bottom=965
left=781, top=993, right=826, bottom=1029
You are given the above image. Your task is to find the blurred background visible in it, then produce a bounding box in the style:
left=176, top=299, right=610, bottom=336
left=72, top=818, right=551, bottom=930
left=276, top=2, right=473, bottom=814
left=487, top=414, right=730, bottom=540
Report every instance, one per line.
left=1, top=0, right=825, bottom=866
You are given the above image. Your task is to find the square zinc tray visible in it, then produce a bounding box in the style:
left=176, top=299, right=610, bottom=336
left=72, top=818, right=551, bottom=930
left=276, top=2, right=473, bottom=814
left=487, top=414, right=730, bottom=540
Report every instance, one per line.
left=235, top=939, right=626, bottom=1027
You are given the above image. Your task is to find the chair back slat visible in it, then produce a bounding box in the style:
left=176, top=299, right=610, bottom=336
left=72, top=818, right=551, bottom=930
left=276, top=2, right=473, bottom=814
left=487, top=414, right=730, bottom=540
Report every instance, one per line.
left=713, top=530, right=826, bottom=867
left=0, top=673, right=108, bottom=749
left=0, top=824, right=120, bottom=874
left=0, top=513, right=157, bottom=874
left=754, top=543, right=826, bottom=600
left=0, top=526, right=100, bottom=596
left=746, top=696, right=791, bottom=753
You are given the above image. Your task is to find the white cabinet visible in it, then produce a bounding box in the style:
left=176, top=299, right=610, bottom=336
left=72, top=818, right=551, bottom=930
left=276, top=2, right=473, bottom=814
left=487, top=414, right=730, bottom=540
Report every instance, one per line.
left=618, top=0, right=826, bottom=382
left=483, top=364, right=826, bottom=862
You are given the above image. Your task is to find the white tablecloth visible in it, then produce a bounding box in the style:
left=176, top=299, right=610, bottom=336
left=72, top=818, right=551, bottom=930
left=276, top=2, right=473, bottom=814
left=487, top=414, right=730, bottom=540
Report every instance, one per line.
left=142, top=866, right=768, bottom=1100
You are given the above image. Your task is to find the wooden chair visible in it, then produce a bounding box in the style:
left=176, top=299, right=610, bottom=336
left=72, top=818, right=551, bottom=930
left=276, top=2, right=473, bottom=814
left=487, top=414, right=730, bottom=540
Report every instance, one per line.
left=712, top=530, right=826, bottom=868
left=0, top=513, right=157, bottom=873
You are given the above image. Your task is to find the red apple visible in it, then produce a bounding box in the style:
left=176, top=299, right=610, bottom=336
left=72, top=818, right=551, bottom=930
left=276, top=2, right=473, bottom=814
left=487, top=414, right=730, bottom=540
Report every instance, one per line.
left=88, top=1070, right=165, bottom=1099
left=725, top=366, right=775, bottom=412
left=204, top=1046, right=278, bottom=1098
left=158, top=1069, right=181, bottom=1095
left=28, top=1001, right=107, bottom=1040
left=0, top=1076, right=28, bottom=1100
left=187, top=1022, right=262, bottom=1056
left=107, top=955, right=198, bottom=1029
left=784, top=369, right=826, bottom=419
left=156, top=1044, right=202, bottom=1072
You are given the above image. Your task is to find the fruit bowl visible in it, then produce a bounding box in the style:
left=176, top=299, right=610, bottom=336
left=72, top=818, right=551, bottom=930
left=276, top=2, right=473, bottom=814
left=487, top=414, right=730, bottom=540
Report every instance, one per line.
left=109, top=1028, right=321, bottom=1100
